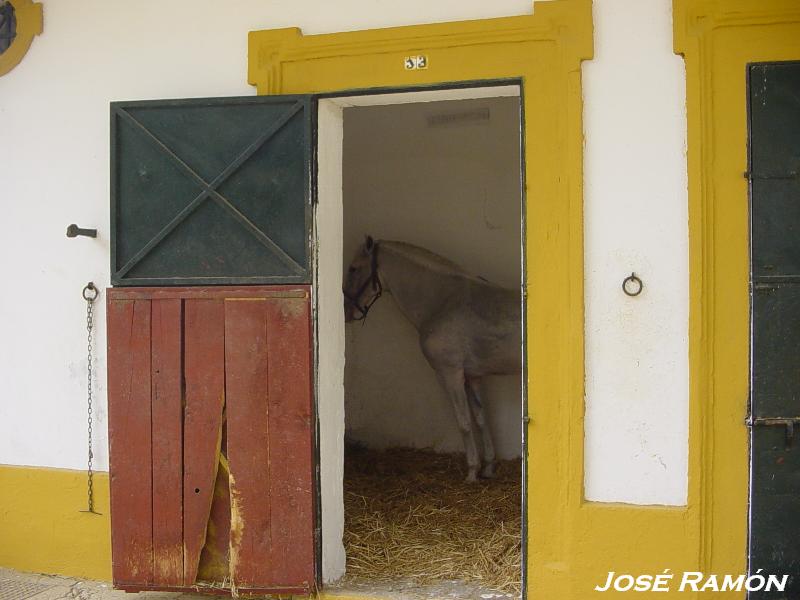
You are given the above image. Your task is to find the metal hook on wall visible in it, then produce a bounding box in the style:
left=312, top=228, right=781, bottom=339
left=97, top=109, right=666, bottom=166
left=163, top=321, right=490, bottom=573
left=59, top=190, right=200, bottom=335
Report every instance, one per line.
left=67, top=224, right=98, bottom=238
left=622, top=272, right=643, bottom=297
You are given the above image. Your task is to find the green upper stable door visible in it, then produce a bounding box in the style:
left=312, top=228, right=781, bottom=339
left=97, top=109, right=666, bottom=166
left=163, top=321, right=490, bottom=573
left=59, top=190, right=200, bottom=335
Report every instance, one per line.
left=111, top=96, right=313, bottom=286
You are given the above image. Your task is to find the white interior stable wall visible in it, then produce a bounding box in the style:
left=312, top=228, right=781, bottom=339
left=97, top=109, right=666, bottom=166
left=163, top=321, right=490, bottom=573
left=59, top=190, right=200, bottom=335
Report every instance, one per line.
left=583, top=0, right=689, bottom=506
left=342, top=97, right=523, bottom=460
left=316, top=87, right=520, bottom=583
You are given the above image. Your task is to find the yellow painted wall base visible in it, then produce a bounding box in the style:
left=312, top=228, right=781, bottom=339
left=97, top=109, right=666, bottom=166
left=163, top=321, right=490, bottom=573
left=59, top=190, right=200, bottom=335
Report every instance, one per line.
left=0, top=465, right=111, bottom=582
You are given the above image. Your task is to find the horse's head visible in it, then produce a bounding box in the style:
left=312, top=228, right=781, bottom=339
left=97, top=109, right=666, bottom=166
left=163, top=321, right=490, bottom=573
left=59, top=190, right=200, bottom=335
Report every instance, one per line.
left=343, top=235, right=382, bottom=322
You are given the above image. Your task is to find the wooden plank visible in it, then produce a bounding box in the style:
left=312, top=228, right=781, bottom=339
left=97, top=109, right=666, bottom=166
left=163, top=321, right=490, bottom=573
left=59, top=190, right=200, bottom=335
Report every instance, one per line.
left=150, top=299, right=184, bottom=586
left=264, top=295, right=315, bottom=587
left=196, top=452, right=232, bottom=583
left=107, top=299, right=153, bottom=586
left=107, top=286, right=308, bottom=302
left=183, top=299, right=226, bottom=585
left=225, top=299, right=272, bottom=589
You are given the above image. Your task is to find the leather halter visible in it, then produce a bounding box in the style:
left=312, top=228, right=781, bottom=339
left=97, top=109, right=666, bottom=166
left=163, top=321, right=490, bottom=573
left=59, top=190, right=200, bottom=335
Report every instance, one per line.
left=344, top=245, right=382, bottom=321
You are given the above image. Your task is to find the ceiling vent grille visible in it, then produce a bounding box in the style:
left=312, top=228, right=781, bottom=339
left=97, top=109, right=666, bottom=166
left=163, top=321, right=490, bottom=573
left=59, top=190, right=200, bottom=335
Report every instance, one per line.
left=426, top=107, right=490, bottom=128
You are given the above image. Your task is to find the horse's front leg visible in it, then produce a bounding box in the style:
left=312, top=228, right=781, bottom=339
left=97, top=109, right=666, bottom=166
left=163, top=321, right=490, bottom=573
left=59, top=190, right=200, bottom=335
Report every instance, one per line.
left=465, top=378, right=496, bottom=479
left=436, top=367, right=481, bottom=482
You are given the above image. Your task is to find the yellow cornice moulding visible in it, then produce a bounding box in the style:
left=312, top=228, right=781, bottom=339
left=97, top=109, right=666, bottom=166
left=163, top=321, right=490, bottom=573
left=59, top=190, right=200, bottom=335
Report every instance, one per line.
left=0, top=0, right=43, bottom=77
left=247, top=0, right=593, bottom=95
left=674, top=0, right=800, bottom=55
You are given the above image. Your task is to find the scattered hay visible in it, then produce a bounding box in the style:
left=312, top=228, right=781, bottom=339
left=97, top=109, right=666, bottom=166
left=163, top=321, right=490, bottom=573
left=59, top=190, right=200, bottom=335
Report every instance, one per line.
left=343, top=446, right=522, bottom=596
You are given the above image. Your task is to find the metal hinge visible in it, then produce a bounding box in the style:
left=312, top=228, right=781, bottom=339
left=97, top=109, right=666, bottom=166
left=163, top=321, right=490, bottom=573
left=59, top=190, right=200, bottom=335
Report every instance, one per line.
left=746, top=416, right=800, bottom=449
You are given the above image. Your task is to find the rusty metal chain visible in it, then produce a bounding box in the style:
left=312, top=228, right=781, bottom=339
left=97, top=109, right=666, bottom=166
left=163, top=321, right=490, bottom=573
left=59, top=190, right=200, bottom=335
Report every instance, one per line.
left=81, top=283, right=100, bottom=515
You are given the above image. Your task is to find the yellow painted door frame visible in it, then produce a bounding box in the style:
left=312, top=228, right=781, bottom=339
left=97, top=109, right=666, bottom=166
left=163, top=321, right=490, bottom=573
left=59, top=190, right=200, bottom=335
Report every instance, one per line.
left=248, top=1, right=706, bottom=597
left=674, top=0, right=800, bottom=590
left=249, top=2, right=593, bottom=597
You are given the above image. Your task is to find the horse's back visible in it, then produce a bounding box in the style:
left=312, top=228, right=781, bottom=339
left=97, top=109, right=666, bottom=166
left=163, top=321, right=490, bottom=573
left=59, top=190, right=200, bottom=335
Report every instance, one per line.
left=419, top=279, right=522, bottom=376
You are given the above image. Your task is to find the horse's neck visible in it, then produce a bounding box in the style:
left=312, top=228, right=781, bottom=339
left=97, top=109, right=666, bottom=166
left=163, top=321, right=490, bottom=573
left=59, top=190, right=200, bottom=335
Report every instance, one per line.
left=378, top=244, right=460, bottom=330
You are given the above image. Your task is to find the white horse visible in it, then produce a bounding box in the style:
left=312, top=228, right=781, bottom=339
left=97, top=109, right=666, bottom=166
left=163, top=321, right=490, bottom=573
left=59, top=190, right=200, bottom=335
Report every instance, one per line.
left=343, top=236, right=522, bottom=481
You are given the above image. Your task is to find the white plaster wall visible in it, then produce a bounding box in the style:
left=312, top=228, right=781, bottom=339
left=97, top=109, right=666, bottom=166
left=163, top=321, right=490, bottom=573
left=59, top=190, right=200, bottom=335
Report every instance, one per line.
left=342, top=97, right=523, bottom=460
left=0, top=0, right=533, bottom=473
left=0, top=0, right=692, bottom=511
left=582, top=0, right=689, bottom=505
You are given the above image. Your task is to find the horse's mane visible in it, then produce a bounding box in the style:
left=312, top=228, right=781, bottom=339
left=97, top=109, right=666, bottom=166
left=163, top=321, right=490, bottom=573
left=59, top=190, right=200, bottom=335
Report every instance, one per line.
left=378, top=240, right=476, bottom=278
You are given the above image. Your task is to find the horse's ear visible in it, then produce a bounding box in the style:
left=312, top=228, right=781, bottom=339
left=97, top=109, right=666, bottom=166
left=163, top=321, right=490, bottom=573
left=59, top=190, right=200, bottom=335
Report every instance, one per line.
left=364, top=235, right=375, bottom=254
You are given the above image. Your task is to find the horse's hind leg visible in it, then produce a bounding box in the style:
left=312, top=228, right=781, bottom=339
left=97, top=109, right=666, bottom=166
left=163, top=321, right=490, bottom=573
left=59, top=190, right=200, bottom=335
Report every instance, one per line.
left=465, top=378, right=497, bottom=479
left=436, top=367, right=481, bottom=482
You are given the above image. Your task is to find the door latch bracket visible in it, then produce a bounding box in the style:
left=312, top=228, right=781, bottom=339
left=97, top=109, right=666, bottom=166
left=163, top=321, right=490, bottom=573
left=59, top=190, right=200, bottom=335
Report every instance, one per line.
left=747, top=416, right=800, bottom=449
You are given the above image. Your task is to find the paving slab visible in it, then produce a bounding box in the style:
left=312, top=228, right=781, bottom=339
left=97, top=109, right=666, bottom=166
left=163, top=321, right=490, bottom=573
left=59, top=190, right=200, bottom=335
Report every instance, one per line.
left=0, top=568, right=204, bottom=600
left=0, top=567, right=519, bottom=599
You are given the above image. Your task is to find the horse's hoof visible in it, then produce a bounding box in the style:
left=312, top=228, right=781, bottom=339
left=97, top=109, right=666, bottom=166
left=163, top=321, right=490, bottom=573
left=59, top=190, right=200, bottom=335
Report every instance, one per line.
left=465, top=469, right=478, bottom=483
left=481, top=462, right=496, bottom=479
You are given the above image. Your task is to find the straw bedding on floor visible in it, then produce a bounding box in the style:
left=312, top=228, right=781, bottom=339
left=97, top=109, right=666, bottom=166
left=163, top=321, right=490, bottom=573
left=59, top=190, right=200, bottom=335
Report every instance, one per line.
left=342, top=446, right=522, bottom=596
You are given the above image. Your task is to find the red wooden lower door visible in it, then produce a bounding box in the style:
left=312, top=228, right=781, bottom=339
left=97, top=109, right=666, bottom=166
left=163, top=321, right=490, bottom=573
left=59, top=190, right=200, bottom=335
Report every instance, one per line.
left=106, top=286, right=316, bottom=595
